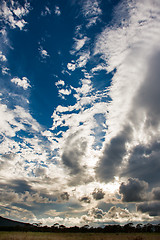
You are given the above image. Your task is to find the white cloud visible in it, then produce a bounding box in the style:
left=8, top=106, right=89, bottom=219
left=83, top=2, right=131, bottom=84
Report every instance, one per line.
left=55, top=80, right=65, bottom=87
left=71, top=36, right=89, bottom=54
left=41, top=6, right=51, bottom=16
left=67, top=51, right=90, bottom=71
left=67, top=62, right=76, bottom=71
left=0, top=0, right=30, bottom=30
left=0, top=51, right=7, bottom=62
left=11, top=77, right=31, bottom=90
left=1, top=67, right=10, bottom=75
left=82, top=0, right=102, bottom=28
left=59, top=89, right=72, bottom=95
left=76, top=51, right=90, bottom=68
left=55, top=6, right=61, bottom=16
left=39, top=46, right=49, bottom=59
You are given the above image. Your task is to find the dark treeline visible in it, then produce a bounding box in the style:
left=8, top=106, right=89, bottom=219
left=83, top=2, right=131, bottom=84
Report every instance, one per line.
left=1, top=222, right=160, bottom=233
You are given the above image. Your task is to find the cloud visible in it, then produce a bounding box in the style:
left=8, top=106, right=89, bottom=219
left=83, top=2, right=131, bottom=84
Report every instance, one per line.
left=55, top=6, right=61, bottom=16
left=59, top=89, right=72, bottom=96
left=88, top=207, right=105, bottom=219
left=60, top=192, right=70, bottom=201
left=119, top=178, right=148, bottom=202
left=39, top=47, right=49, bottom=59
left=0, top=0, right=30, bottom=30
left=61, top=133, right=87, bottom=175
left=41, top=6, right=51, bottom=16
left=96, top=125, right=132, bottom=183
left=79, top=196, right=91, bottom=203
left=151, top=187, right=160, bottom=201
left=0, top=51, right=7, bottom=62
left=137, top=201, right=160, bottom=217
left=94, top=0, right=160, bottom=185
left=71, top=36, right=89, bottom=54
left=55, top=80, right=65, bottom=87
left=82, top=0, right=102, bottom=28
left=67, top=62, right=76, bottom=71
left=82, top=205, right=152, bottom=225
left=11, top=77, right=31, bottom=90
left=1, top=67, right=10, bottom=75
left=92, top=188, right=105, bottom=200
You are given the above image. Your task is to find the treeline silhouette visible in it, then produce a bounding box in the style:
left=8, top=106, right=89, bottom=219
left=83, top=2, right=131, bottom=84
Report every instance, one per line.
left=1, top=222, right=160, bottom=233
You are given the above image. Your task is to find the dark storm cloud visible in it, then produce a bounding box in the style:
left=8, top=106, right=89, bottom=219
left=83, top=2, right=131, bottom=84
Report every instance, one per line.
left=60, top=192, right=70, bottom=201
left=152, top=187, right=160, bottom=201
left=96, top=125, right=132, bottom=182
left=11, top=179, right=33, bottom=193
left=137, top=201, right=160, bottom=216
left=0, top=179, right=33, bottom=194
left=62, top=134, right=87, bottom=175
left=92, top=188, right=105, bottom=200
left=79, top=196, right=91, bottom=203
left=121, top=143, right=160, bottom=185
left=119, top=178, right=148, bottom=202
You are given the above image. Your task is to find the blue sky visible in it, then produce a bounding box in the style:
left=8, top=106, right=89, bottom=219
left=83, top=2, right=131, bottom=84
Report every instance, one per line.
left=1, top=0, right=160, bottom=227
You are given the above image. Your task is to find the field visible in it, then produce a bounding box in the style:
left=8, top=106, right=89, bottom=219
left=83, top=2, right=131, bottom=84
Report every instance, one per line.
left=0, top=232, right=160, bottom=240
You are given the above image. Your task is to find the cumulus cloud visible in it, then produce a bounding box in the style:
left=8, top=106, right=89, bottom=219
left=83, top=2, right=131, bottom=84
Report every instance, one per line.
left=82, top=205, right=152, bottom=225
left=82, top=0, right=102, bottom=27
left=67, top=62, right=76, bottom=71
left=0, top=51, right=7, bottom=62
left=61, top=133, right=87, bottom=175
left=96, top=125, right=132, bottom=183
left=92, top=188, right=105, bottom=200
left=119, top=178, right=148, bottom=202
left=151, top=187, right=160, bottom=201
left=39, top=47, right=49, bottom=59
left=137, top=201, right=160, bottom=217
left=71, top=36, right=89, bottom=54
left=88, top=207, right=105, bottom=219
left=11, top=77, right=31, bottom=90
left=60, top=192, right=70, bottom=201
left=59, top=89, right=72, bottom=96
left=121, top=142, right=160, bottom=185
left=55, top=80, right=65, bottom=87
left=0, top=0, right=30, bottom=30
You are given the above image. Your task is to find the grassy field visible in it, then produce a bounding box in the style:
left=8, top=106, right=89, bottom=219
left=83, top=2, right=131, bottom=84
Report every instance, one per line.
left=0, top=232, right=160, bottom=240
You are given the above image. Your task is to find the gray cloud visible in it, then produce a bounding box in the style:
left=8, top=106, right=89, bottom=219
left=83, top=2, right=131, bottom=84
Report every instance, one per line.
left=8, top=179, right=33, bottom=194
left=60, top=192, right=70, bottom=201
left=62, top=134, right=87, bottom=175
left=137, top=201, right=160, bottom=216
left=96, top=125, right=132, bottom=182
left=152, top=187, right=160, bottom=201
left=92, top=188, right=105, bottom=200
left=122, top=52, right=160, bottom=185
left=121, top=143, right=160, bottom=186
left=79, top=196, right=91, bottom=203
left=88, top=207, right=105, bottom=219
left=134, top=52, right=160, bottom=130
left=119, top=178, right=148, bottom=202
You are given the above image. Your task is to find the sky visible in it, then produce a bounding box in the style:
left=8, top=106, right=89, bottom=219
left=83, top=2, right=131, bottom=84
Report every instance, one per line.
left=0, top=0, right=160, bottom=227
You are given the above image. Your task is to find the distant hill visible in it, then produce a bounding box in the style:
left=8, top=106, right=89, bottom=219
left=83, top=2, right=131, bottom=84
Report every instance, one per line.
left=0, top=216, right=31, bottom=227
